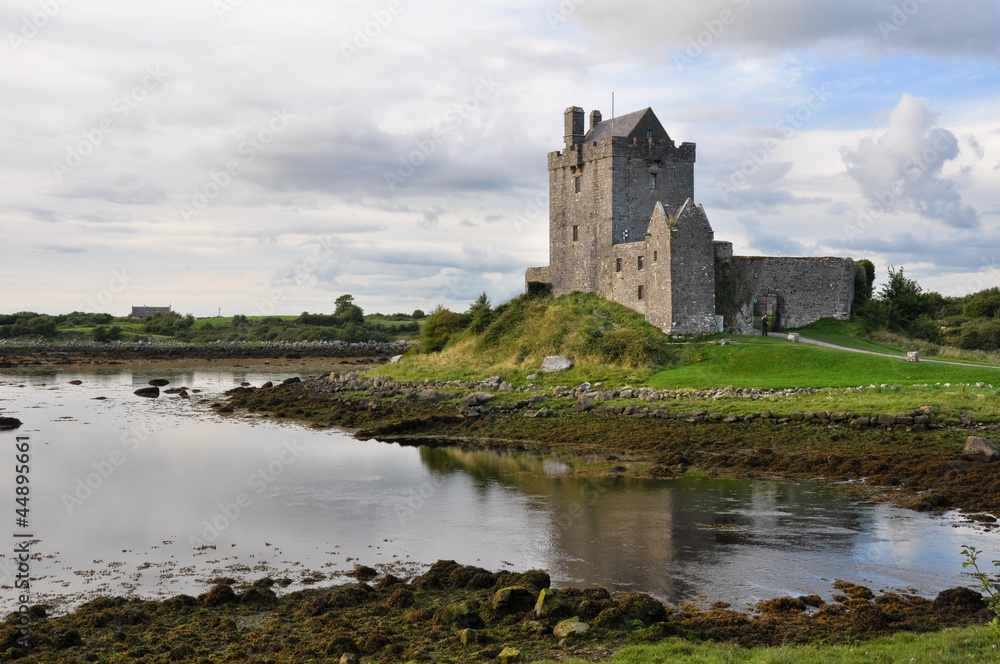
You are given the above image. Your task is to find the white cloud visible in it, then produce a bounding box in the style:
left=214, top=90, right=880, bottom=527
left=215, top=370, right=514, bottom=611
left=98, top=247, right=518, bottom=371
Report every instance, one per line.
left=842, top=94, right=979, bottom=230
left=573, top=0, right=1000, bottom=61
left=0, top=0, right=998, bottom=315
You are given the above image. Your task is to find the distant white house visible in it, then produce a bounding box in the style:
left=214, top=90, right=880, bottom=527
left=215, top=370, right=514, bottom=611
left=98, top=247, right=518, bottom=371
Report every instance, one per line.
left=131, top=306, right=172, bottom=320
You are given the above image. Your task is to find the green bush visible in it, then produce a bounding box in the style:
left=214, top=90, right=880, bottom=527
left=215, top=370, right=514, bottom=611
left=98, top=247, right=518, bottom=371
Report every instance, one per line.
left=419, top=307, right=465, bottom=353
left=963, top=287, right=1000, bottom=319
left=580, top=326, right=674, bottom=368
left=957, top=319, right=1000, bottom=352
left=466, top=292, right=493, bottom=334
left=91, top=325, right=122, bottom=342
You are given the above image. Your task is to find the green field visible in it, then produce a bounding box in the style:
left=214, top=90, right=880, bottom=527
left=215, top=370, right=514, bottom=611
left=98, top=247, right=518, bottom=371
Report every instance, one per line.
left=648, top=338, right=1000, bottom=390
left=531, top=625, right=1000, bottom=664
left=190, top=315, right=298, bottom=328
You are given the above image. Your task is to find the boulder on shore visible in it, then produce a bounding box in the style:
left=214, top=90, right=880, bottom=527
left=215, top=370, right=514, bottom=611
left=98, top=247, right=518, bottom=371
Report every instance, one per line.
left=134, top=387, right=160, bottom=398
left=964, top=436, right=1000, bottom=462
left=148, top=378, right=170, bottom=387
left=541, top=356, right=574, bottom=373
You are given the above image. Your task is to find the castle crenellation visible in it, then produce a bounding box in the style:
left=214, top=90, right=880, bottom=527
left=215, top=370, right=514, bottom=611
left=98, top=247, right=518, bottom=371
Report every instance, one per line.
left=527, top=105, right=858, bottom=335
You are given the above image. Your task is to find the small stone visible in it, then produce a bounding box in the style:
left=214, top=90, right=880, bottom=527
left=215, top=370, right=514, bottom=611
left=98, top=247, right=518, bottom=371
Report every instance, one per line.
left=390, top=354, right=404, bottom=364
left=541, top=355, right=574, bottom=373
left=534, top=588, right=571, bottom=620
left=497, top=647, right=522, bottom=664
left=553, top=617, right=590, bottom=639
left=522, top=620, right=547, bottom=635
left=418, top=389, right=443, bottom=403
left=876, top=413, right=896, bottom=426
left=459, top=628, right=487, bottom=646
left=491, top=586, right=536, bottom=615
left=965, top=436, right=1000, bottom=462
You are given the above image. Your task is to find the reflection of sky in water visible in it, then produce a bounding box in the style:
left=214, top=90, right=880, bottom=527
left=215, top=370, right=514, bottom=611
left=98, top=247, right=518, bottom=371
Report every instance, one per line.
left=0, top=369, right=997, bottom=613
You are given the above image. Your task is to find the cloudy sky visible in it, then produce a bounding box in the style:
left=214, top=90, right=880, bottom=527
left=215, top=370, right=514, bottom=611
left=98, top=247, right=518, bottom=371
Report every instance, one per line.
left=2, top=0, right=998, bottom=317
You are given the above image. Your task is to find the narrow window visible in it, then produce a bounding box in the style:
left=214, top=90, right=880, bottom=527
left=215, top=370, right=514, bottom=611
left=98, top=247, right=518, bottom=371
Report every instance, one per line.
left=653, top=250, right=658, bottom=262
left=646, top=129, right=653, bottom=139
left=649, top=173, right=657, bottom=190
left=637, top=256, right=644, bottom=270
left=622, top=229, right=629, bottom=242
left=572, top=225, right=578, bottom=241
left=637, top=285, right=644, bottom=300
left=615, top=258, right=622, bottom=273
left=574, top=177, right=581, bottom=193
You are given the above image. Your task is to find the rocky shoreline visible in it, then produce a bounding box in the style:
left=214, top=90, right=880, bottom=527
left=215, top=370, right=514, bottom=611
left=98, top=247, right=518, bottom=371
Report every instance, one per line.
left=0, top=341, right=409, bottom=369
left=2, top=560, right=990, bottom=663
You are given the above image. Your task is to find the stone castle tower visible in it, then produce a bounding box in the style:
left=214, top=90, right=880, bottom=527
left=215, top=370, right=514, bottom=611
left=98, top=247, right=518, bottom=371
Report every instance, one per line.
left=527, top=105, right=859, bottom=336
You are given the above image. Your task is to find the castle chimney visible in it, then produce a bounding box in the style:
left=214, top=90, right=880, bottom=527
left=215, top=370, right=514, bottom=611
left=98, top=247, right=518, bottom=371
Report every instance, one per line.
left=564, top=106, right=585, bottom=148
left=589, top=110, right=602, bottom=132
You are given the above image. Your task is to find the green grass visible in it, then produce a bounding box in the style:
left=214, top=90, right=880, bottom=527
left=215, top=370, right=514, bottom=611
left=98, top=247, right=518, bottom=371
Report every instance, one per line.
left=530, top=625, right=1000, bottom=663
left=190, top=315, right=298, bottom=328
left=647, top=340, right=1000, bottom=390
left=791, top=319, right=1000, bottom=367
left=363, top=316, right=423, bottom=330
left=788, top=319, right=908, bottom=356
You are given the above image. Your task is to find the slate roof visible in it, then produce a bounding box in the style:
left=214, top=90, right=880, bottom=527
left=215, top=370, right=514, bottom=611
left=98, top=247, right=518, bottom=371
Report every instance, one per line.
left=584, top=107, right=653, bottom=142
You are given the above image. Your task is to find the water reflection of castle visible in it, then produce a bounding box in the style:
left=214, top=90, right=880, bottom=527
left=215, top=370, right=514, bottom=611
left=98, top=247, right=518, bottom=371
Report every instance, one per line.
left=420, top=447, right=871, bottom=604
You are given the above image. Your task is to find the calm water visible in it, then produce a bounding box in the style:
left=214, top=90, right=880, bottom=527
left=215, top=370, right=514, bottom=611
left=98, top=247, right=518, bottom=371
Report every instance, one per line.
left=0, top=368, right=996, bottom=612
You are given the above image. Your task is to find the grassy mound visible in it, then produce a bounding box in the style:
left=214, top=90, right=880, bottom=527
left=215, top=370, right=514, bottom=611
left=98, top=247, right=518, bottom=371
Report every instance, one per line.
left=383, top=292, right=678, bottom=385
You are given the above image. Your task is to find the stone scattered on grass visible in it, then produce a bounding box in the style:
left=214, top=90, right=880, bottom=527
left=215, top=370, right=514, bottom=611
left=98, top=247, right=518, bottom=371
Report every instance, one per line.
left=541, top=355, right=574, bottom=372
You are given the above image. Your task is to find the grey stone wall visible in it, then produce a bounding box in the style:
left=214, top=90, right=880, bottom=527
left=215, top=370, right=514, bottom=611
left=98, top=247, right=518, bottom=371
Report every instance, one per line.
left=610, top=140, right=694, bottom=248
left=643, top=204, right=673, bottom=332
left=716, top=256, right=857, bottom=334
left=608, top=242, right=647, bottom=315
left=666, top=202, right=717, bottom=335
left=548, top=142, right=612, bottom=296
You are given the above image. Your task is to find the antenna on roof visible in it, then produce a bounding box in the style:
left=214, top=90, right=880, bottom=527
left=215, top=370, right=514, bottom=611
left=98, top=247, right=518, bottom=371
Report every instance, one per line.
left=611, top=92, right=615, bottom=139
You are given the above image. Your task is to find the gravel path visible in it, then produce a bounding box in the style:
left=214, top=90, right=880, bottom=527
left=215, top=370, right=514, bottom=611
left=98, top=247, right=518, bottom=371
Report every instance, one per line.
left=796, top=336, right=1000, bottom=370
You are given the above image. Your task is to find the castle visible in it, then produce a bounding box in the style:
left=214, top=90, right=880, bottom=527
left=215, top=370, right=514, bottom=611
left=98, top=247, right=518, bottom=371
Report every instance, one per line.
left=525, top=106, right=858, bottom=335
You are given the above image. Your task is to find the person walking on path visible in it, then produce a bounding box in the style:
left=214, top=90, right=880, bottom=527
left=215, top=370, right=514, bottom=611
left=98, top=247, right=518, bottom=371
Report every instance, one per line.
left=761, top=314, right=769, bottom=336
